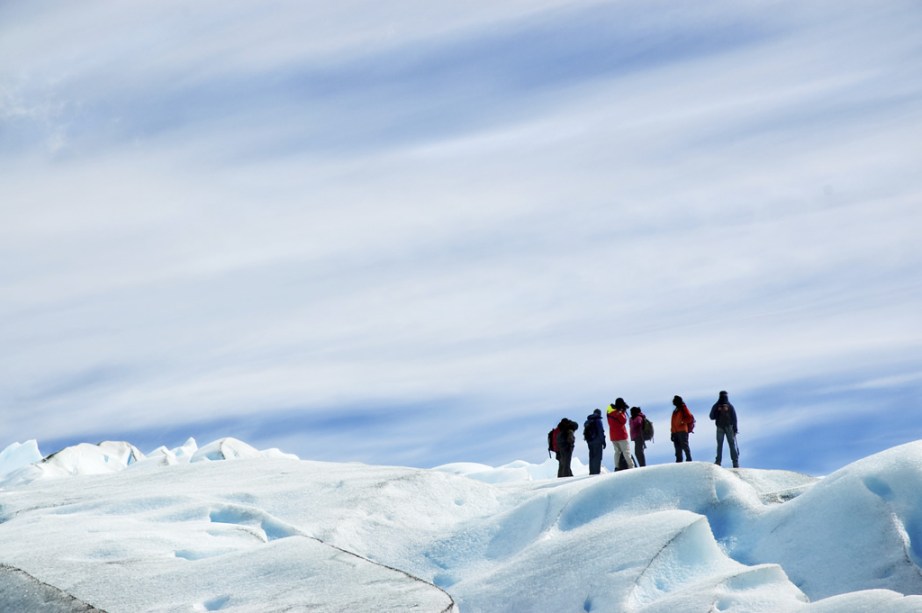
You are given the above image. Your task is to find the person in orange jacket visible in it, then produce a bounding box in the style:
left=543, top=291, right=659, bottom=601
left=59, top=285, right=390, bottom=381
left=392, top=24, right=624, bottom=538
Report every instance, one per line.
left=607, top=398, right=635, bottom=470
left=670, top=395, right=695, bottom=463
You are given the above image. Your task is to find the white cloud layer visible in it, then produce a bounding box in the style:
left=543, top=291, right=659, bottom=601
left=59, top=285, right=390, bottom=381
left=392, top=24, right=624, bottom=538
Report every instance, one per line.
left=2, top=0, right=921, bottom=470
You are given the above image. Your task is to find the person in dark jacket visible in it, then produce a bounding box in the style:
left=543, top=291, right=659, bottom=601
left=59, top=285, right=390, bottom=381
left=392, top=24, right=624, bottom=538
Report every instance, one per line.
left=709, top=390, right=739, bottom=468
left=583, top=409, right=607, bottom=475
left=629, top=406, right=647, bottom=467
left=556, top=418, right=579, bottom=478
left=670, top=395, right=695, bottom=463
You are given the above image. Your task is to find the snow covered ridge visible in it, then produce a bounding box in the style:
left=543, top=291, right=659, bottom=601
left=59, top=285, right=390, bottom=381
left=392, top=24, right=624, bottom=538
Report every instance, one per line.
left=1, top=439, right=922, bottom=612
left=0, top=437, right=297, bottom=488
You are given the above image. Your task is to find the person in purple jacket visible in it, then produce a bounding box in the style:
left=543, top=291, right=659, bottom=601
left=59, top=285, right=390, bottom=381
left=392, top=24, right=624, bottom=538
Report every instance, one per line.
left=629, top=406, right=648, bottom=467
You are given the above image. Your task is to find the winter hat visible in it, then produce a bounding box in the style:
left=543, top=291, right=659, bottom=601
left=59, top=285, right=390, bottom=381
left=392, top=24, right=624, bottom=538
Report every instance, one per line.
left=630, top=407, right=641, bottom=417
left=673, top=395, right=683, bottom=406
left=615, top=398, right=628, bottom=410
left=593, top=408, right=602, bottom=416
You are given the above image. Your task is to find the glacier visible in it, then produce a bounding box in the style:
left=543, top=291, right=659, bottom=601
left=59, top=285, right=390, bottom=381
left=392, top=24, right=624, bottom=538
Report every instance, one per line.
left=1, top=437, right=921, bottom=612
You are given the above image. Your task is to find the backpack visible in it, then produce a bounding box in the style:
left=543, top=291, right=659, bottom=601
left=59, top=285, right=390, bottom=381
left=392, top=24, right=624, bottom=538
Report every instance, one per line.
left=583, top=420, right=598, bottom=442
left=715, top=404, right=732, bottom=427
left=547, top=427, right=559, bottom=458
left=685, top=406, right=696, bottom=433
left=641, top=415, right=654, bottom=442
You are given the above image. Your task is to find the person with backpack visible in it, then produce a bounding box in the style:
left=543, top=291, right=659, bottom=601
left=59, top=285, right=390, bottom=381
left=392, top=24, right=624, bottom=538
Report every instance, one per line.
left=556, top=418, right=579, bottom=478
left=670, top=395, right=695, bottom=463
left=709, top=390, right=739, bottom=468
left=607, top=398, right=635, bottom=470
left=629, top=406, right=649, bottom=467
left=583, top=409, right=607, bottom=475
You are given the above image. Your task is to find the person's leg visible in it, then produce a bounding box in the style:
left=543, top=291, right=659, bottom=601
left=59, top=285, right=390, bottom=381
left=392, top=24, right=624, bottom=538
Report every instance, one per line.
left=727, top=429, right=739, bottom=468
left=618, top=440, right=634, bottom=468
left=679, top=432, right=692, bottom=461
left=634, top=439, right=646, bottom=467
left=622, top=441, right=635, bottom=468
left=562, top=447, right=573, bottom=477
left=672, top=433, right=682, bottom=462
left=589, top=442, right=602, bottom=475
left=715, top=428, right=725, bottom=465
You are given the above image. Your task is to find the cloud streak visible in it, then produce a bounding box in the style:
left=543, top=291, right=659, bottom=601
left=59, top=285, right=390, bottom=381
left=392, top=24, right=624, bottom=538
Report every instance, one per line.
left=2, top=0, right=921, bottom=472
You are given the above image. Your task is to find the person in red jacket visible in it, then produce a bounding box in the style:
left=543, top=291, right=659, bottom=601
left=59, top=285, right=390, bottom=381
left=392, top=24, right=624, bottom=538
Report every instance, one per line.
left=670, top=395, right=695, bottom=463
left=607, top=398, right=635, bottom=470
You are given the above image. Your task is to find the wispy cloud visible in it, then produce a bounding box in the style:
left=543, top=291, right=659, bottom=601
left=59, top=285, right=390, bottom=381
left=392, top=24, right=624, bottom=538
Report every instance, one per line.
left=3, top=0, right=921, bottom=472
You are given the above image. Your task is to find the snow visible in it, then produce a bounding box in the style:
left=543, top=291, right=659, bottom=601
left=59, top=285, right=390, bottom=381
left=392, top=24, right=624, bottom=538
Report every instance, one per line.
left=434, top=456, right=591, bottom=483
left=1, top=437, right=922, bottom=611
left=0, top=439, right=42, bottom=478
left=735, top=442, right=922, bottom=599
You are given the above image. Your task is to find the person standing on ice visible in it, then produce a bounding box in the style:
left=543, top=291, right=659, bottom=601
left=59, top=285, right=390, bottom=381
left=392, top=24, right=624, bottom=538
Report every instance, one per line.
left=607, top=398, right=635, bottom=470
left=709, top=390, right=739, bottom=468
left=583, top=409, right=607, bottom=475
left=670, top=395, right=695, bottom=462
left=556, top=418, right=578, bottom=478
left=629, top=406, right=648, bottom=467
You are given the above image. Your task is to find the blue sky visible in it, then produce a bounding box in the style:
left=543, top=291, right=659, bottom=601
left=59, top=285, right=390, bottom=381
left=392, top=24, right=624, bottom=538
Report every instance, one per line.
left=3, top=0, right=921, bottom=476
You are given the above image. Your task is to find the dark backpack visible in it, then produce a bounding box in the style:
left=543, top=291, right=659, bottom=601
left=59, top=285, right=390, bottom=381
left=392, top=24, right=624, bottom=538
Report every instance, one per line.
left=547, top=427, right=559, bottom=458
left=583, top=420, right=598, bottom=442
left=715, top=404, right=732, bottom=427
left=641, top=415, right=655, bottom=442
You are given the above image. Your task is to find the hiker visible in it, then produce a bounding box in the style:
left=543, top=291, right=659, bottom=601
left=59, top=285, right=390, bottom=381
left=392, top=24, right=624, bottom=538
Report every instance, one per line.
left=629, top=406, right=648, bottom=467
left=583, top=409, right=607, bottom=475
left=556, top=418, right=579, bottom=478
left=607, top=398, right=635, bottom=470
left=670, top=395, right=695, bottom=463
left=709, top=390, right=739, bottom=468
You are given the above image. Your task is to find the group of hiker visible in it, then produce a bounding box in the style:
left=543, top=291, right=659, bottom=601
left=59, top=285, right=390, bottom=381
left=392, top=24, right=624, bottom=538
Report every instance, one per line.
left=549, top=391, right=740, bottom=477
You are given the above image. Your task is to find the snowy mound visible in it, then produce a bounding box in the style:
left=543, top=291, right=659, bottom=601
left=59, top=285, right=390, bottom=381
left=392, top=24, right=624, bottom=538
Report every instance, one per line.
left=0, top=437, right=297, bottom=488
left=1, top=439, right=921, bottom=611
left=434, top=456, right=591, bottom=482
left=0, top=440, right=43, bottom=478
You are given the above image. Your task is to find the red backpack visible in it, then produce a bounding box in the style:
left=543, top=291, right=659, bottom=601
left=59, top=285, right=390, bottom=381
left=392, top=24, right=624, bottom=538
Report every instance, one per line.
left=684, top=405, right=696, bottom=433
left=547, top=427, right=559, bottom=457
